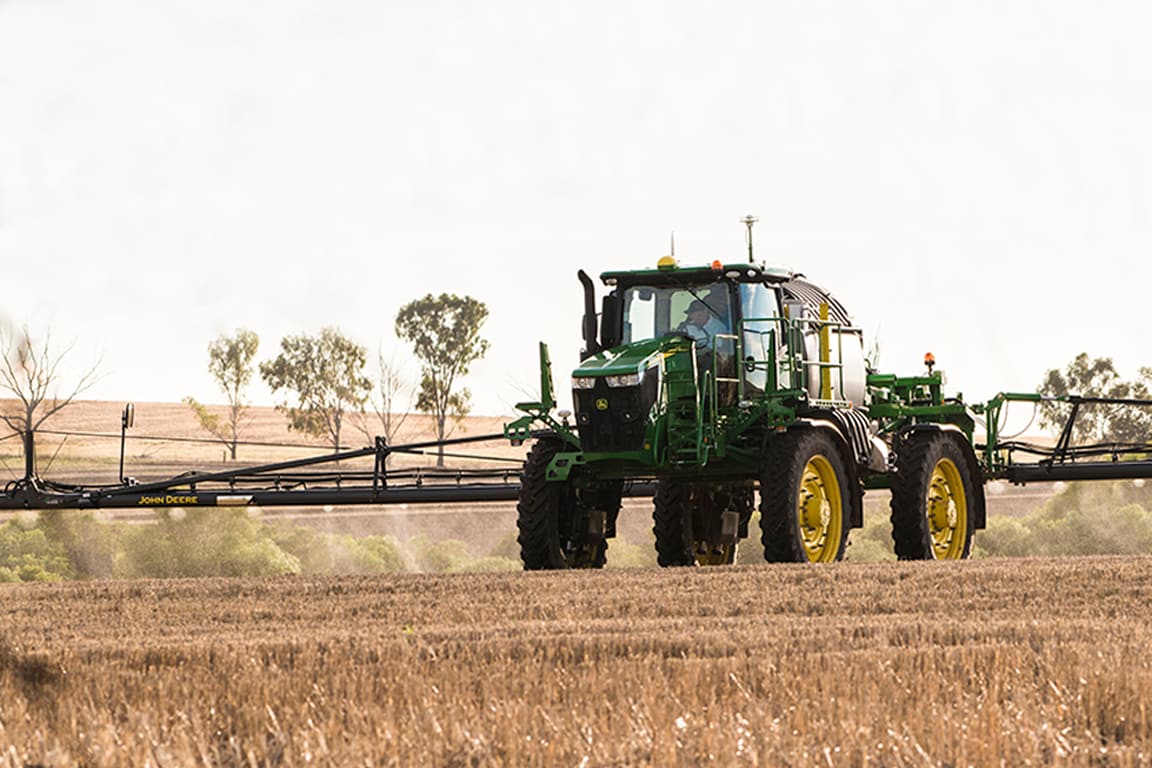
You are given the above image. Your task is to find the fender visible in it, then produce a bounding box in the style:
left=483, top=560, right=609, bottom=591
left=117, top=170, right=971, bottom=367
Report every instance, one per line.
left=789, top=418, right=864, bottom=528
left=900, top=422, right=968, bottom=439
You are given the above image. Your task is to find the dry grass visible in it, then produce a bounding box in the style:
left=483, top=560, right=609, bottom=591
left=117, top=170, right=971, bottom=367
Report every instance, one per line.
left=0, top=399, right=521, bottom=486
left=2, top=557, right=1151, bottom=766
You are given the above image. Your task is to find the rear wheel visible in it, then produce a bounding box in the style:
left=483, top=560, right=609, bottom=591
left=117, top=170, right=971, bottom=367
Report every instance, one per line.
left=652, top=481, right=750, bottom=566
left=890, top=431, right=978, bottom=560
left=760, top=430, right=852, bottom=563
left=516, top=437, right=609, bottom=569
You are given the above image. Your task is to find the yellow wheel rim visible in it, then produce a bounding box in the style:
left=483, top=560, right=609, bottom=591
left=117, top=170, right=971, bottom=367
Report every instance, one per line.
left=927, top=458, right=968, bottom=559
left=796, top=455, right=843, bottom=562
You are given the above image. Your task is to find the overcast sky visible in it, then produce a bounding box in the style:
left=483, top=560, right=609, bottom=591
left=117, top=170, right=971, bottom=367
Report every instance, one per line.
left=2, top=0, right=1150, bottom=428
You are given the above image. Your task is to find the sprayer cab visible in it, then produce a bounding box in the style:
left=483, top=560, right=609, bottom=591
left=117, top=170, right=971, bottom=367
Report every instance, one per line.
left=570, top=260, right=870, bottom=459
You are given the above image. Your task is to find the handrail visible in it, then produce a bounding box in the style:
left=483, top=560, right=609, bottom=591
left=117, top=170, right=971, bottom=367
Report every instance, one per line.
left=738, top=313, right=852, bottom=400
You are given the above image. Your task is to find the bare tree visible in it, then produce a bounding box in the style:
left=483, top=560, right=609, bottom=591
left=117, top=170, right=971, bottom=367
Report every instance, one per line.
left=184, top=329, right=259, bottom=460
left=0, top=325, right=100, bottom=482
left=353, top=347, right=416, bottom=463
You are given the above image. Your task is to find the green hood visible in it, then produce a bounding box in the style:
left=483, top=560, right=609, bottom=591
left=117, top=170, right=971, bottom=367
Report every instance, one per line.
left=572, top=337, right=678, bottom=378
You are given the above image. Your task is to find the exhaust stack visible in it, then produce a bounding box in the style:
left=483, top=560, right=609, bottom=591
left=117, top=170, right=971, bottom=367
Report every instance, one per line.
left=578, top=269, right=600, bottom=360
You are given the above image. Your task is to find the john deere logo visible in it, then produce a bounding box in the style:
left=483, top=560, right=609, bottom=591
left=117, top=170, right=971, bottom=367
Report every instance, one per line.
left=595, top=398, right=609, bottom=411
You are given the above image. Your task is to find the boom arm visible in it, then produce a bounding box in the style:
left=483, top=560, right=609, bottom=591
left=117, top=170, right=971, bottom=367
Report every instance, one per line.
left=976, top=392, right=1152, bottom=484
left=0, top=429, right=655, bottom=512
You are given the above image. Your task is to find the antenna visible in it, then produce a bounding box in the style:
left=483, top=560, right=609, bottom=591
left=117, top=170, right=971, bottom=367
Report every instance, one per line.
left=669, top=231, right=676, bottom=259
left=741, top=215, right=758, bottom=262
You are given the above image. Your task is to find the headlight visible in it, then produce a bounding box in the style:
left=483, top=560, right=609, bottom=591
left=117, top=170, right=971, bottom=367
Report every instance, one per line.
left=605, top=373, right=642, bottom=388
left=572, top=376, right=597, bottom=390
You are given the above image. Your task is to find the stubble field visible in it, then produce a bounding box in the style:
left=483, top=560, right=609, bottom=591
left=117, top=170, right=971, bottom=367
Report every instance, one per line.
left=3, top=400, right=1145, bottom=765
left=2, top=556, right=1151, bottom=766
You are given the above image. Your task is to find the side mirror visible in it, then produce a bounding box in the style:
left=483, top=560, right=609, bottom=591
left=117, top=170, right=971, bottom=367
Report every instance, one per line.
left=600, top=294, right=622, bottom=350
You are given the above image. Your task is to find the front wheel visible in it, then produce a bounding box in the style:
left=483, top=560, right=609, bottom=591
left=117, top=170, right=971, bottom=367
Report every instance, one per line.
left=652, top=480, right=750, bottom=566
left=516, top=437, right=609, bottom=570
left=889, top=431, right=979, bottom=560
left=760, top=429, right=852, bottom=563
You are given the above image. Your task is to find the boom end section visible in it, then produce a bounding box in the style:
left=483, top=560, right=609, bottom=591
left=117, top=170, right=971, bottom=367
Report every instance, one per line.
left=507, top=342, right=579, bottom=448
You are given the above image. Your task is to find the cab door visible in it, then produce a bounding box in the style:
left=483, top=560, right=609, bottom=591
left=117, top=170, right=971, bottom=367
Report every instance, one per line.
left=738, top=283, right=782, bottom=396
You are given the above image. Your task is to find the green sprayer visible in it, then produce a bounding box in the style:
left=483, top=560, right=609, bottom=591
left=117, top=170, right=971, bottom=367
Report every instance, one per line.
left=503, top=248, right=1152, bottom=568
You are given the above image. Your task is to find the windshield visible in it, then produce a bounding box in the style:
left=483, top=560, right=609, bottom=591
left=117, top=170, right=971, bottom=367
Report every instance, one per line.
left=620, top=284, right=732, bottom=344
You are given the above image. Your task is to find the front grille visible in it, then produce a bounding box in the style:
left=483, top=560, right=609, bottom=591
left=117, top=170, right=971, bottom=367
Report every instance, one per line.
left=574, top=375, right=658, bottom=452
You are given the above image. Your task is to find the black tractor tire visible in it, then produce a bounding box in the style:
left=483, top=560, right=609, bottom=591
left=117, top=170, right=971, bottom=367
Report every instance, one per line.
left=516, top=436, right=607, bottom=570
left=889, top=431, right=979, bottom=560
left=653, top=480, right=748, bottom=566
left=760, top=429, right=852, bottom=563
left=652, top=480, right=697, bottom=566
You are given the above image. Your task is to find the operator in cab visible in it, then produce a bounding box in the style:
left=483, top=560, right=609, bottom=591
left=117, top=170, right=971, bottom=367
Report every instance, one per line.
left=679, top=298, right=728, bottom=350
left=678, top=293, right=738, bottom=404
